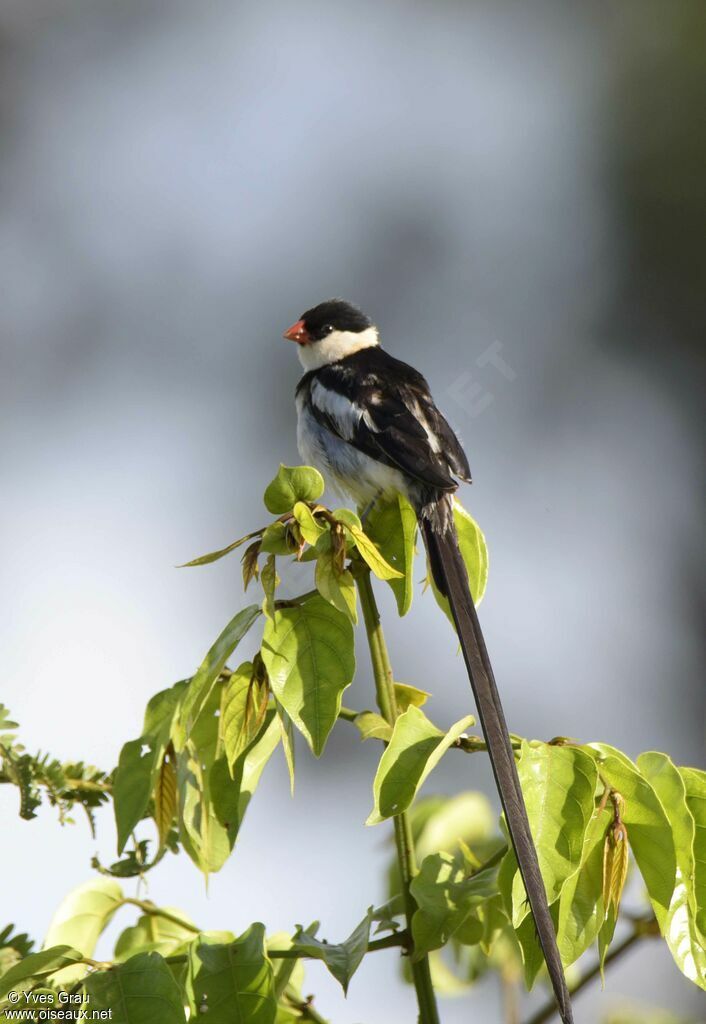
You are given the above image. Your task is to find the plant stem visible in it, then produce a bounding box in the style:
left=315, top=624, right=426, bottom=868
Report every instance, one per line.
left=523, top=919, right=655, bottom=1024
left=355, top=568, right=441, bottom=1024
left=121, top=898, right=201, bottom=934
left=269, top=931, right=409, bottom=959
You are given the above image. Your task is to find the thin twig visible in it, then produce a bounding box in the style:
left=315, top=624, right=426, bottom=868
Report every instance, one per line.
left=120, top=898, right=201, bottom=934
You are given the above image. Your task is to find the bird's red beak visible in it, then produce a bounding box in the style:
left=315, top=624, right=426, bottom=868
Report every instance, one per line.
left=283, top=319, right=310, bottom=345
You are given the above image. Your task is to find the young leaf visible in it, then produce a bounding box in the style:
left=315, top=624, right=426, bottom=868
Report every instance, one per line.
left=602, top=820, right=630, bottom=917
left=410, top=854, right=499, bottom=958
left=366, top=707, right=475, bottom=824
left=239, top=541, right=261, bottom=589
left=84, top=951, right=187, bottom=1023
left=186, top=923, right=276, bottom=1024
left=277, top=704, right=296, bottom=796
left=345, top=523, right=404, bottom=580
left=315, top=548, right=358, bottom=624
left=179, top=531, right=262, bottom=568
left=353, top=711, right=393, bottom=743
left=364, top=495, right=418, bottom=615
left=510, top=742, right=597, bottom=926
left=153, top=749, right=177, bottom=850
left=583, top=743, right=676, bottom=920
left=0, top=704, right=19, bottom=746
left=260, top=595, right=355, bottom=757
left=261, top=554, right=279, bottom=620
left=393, top=682, right=431, bottom=711
left=259, top=523, right=291, bottom=556
left=177, top=605, right=261, bottom=738
left=292, top=501, right=327, bottom=545
left=263, top=465, right=325, bottom=514
left=290, top=909, right=373, bottom=995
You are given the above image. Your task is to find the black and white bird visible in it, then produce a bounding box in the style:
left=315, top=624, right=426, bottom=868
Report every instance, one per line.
left=285, top=298, right=573, bottom=1024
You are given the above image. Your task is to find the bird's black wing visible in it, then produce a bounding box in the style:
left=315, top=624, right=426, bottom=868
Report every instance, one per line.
left=306, top=347, right=470, bottom=492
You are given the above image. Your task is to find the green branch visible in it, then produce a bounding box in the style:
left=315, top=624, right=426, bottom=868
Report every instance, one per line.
left=355, top=567, right=441, bottom=1024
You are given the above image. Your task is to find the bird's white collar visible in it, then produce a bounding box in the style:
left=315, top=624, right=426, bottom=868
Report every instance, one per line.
left=297, top=326, right=379, bottom=371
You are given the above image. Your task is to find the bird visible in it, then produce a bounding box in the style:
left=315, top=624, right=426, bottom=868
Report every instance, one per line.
left=284, top=298, right=573, bottom=1024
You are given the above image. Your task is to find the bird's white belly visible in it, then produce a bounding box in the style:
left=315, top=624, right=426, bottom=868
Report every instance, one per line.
left=296, top=404, right=410, bottom=509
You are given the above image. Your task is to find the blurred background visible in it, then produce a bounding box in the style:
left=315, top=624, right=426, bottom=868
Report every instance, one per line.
left=1, top=0, right=704, bottom=1020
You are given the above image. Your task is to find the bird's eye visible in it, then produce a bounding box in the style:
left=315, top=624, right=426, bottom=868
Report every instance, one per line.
left=323, top=324, right=333, bottom=335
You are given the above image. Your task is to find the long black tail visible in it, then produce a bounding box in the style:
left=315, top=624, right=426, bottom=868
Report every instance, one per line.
left=421, top=503, right=573, bottom=1024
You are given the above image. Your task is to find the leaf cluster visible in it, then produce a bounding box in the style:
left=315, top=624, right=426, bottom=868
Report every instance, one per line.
left=2, top=465, right=704, bottom=1021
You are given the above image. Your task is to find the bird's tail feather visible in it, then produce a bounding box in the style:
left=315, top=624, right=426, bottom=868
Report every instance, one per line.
left=420, top=502, right=574, bottom=1024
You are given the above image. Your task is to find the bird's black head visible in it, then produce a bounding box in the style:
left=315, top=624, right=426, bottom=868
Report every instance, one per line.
left=284, top=299, right=372, bottom=345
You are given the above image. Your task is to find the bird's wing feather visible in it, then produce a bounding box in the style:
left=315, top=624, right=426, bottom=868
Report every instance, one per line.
left=305, top=348, right=470, bottom=491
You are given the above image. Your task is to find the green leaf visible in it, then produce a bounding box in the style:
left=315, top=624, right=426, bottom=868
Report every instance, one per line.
left=292, top=502, right=327, bottom=546
left=143, top=682, right=188, bottom=742
left=211, top=712, right=281, bottom=849
left=264, top=465, right=325, bottom=515
left=261, top=555, right=279, bottom=621
left=415, top=792, right=497, bottom=862
left=290, top=910, right=373, bottom=995
left=429, top=500, right=489, bottom=623
left=277, top=705, right=296, bottom=796
left=84, top=952, right=186, bottom=1023
left=510, top=742, right=598, bottom=925
left=179, top=531, right=262, bottom=567
left=680, top=766, right=706, bottom=943
left=176, top=685, right=234, bottom=876
left=410, top=853, right=499, bottom=958
left=516, top=900, right=562, bottom=989
left=43, top=879, right=123, bottom=984
left=177, top=605, right=261, bottom=739
left=114, top=910, right=197, bottom=961
left=366, top=707, right=474, bottom=824
left=221, top=661, right=269, bottom=774
left=557, top=804, right=611, bottom=966
left=393, top=682, right=431, bottom=711
left=638, top=753, right=706, bottom=989
left=267, top=932, right=307, bottom=1002
left=584, top=743, right=676, bottom=919
left=0, top=947, right=84, bottom=1000
left=353, top=711, right=393, bottom=743
left=259, top=523, right=292, bottom=556
left=114, top=683, right=185, bottom=852
left=364, top=495, right=418, bottom=615
left=114, top=738, right=163, bottom=854
left=345, top=524, right=403, bottom=580
left=314, top=548, right=358, bottom=623
left=261, top=595, right=355, bottom=757
left=153, top=750, right=177, bottom=850
left=186, top=924, right=276, bottom=1024
left=0, top=705, right=19, bottom=746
